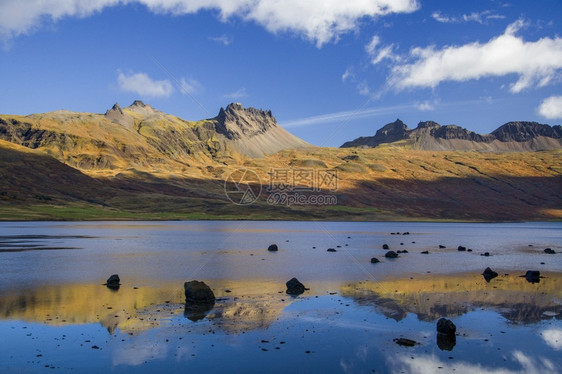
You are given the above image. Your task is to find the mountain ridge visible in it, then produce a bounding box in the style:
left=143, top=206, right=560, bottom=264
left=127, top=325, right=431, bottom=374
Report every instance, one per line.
left=341, top=119, right=562, bottom=152
left=0, top=101, right=311, bottom=173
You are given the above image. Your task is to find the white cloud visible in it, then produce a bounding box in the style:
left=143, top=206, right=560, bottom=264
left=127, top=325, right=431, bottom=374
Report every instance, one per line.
left=415, top=101, right=435, bottom=111
left=431, top=10, right=505, bottom=24
left=365, top=35, right=399, bottom=65
left=0, top=0, right=420, bottom=46
left=388, top=20, right=562, bottom=93
left=179, top=77, right=203, bottom=94
left=209, top=34, right=233, bottom=45
left=117, top=71, right=173, bottom=97
left=342, top=67, right=355, bottom=82
left=538, top=96, right=562, bottom=119
left=223, top=87, right=248, bottom=100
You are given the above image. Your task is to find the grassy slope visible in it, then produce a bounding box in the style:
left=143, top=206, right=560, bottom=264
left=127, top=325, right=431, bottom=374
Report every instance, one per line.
left=1, top=139, right=560, bottom=221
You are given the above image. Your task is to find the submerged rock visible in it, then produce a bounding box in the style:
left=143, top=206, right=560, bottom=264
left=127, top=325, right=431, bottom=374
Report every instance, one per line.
left=286, top=277, right=307, bottom=295
left=184, top=280, right=216, bottom=304
left=385, top=251, right=399, bottom=259
left=268, top=244, right=278, bottom=252
left=394, top=338, right=417, bottom=347
left=105, top=274, right=120, bottom=289
left=524, top=270, right=541, bottom=283
left=370, top=257, right=380, bottom=264
left=482, top=267, right=498, bottom=282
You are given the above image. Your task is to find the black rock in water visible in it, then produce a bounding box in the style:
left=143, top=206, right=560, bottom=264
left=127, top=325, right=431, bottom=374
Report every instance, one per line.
left=184, top=280, right=216, bottom=304
left=439, top=245, right=446, bottom=249
left=482, top=267, right=498, bottom=282
left=437, top=318, right=456, bottom=335
left=394, top=338, right=417, bottom=347
left=106, top=274, right=120, bottom=289
left=327, top=248, right=337, bottom=252
left=268, top=244, right=278, bottom=252
left=544, top=248, right=556, bottom=254
left=382, top=244, right=390, bottom=250
left=457, top=246, right=466, bottom=251
left=524, top=270, right=540, bottom=283
left=370, top=257, right=380, bottom=263
left=385, top=251, right=399, bottom=259
left=286, top=277, right=306, bottom=295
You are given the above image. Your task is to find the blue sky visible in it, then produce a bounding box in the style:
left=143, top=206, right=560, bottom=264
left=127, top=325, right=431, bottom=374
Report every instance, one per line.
left=1, top=0, right=561, bottom=147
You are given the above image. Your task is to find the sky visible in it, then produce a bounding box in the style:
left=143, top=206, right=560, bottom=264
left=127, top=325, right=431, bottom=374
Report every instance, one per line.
left=1, top=0, right=561, bottom=147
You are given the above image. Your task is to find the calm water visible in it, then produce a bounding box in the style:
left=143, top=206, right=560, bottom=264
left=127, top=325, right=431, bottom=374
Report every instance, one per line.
left=0, top=221, right=561, bottom=373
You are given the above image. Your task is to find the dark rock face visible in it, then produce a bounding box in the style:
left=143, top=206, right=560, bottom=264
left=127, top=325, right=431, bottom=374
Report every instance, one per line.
left=214, top=103, right=276, bottom=140
left=268, top=244, right=278, bottom=252
left=370, top=257, right=380, bottom=264
left=286, top=277, right=306, bottom=295
left=184, top=280, right=216, bottom=304
left=385, top=251, right=399, bottom=259
left=106, top=274, right=120, bottom=289
left=491, top=122, right=562, bottom=142
left=524, top=271, right=541, bottom=283
left=482, top=267, right=499, bottom=282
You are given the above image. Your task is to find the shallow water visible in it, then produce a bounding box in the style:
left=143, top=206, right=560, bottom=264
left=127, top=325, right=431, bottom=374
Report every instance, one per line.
left=0, top=221, right=561, bottom=373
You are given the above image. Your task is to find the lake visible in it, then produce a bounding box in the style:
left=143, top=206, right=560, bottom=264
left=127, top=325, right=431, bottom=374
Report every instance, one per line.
left=0, top=221, right=561, bottom=373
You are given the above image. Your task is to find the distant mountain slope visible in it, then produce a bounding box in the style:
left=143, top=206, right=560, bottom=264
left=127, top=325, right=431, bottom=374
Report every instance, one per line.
left=0, top=101, right=310, bottom=173
left=341, top=119, right=562, bottom=152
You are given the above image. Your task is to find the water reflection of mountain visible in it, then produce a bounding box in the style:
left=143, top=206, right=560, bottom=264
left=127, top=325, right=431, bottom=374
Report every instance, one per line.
left=0, top=280, right=291, bottom=334
left=340, top=272, right=562, bottom=324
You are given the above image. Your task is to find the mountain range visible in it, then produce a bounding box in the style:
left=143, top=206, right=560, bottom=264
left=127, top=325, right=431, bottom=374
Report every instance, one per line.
left=341, top=119, right=562, bottom=151
left=0, top=102, right=560, bottom=221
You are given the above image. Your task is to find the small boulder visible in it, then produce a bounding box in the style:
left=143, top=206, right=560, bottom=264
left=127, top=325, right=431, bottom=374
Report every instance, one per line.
left=544, top=248, right=556, bottom=254
left=286, top=277, right=306, bottom=295
left=439, top=245, right=446, bottom=249
left=457, top=246, right=466, bottom=252
left=370, top=257, right=380, bottom=264
left=184, top=280, right=215, bottom=304
left=385, top=251, right=399, bottom=259
left=481, top=252, right=490, bottom=257
left=268, top=244, right=278, bottom=252
left=327, top=248, right=337, bottom=252
left=106, top=274, right=120, bottom=289
left=382, top=244, right=390, bottom=250
left=482, top=267, right=498, bottom=282
left=524, top=270, right=540, bottom=283
left=437, top=318, right=456, bottom=335
left=421, top=251, right=429, bottom=254
left=394, top=338, right=417, bottom=347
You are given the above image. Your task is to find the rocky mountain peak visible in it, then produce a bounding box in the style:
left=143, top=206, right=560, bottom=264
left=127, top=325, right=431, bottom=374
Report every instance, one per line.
left=130, top=100, right=147, bottom=108
left=416, top=121, right=440, bottom=129
left=491, top=121, right=562, bottom=142
left=215, top=103, right=277, bottom=140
